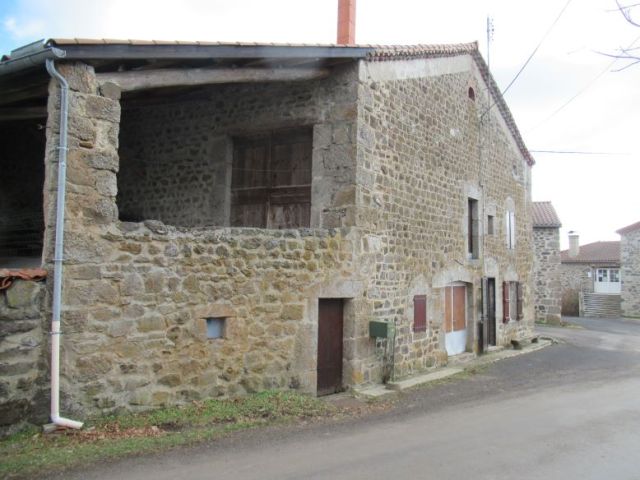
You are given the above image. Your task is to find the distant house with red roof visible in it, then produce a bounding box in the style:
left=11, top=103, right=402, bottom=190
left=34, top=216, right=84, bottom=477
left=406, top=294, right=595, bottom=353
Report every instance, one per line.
left=559, top=234, right=620, bottom=317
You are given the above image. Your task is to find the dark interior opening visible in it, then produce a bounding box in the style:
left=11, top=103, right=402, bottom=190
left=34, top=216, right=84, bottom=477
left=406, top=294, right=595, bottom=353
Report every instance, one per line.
left=116, top=88, right=313, bottom=229
left=0, top=118, right=46, bottom=268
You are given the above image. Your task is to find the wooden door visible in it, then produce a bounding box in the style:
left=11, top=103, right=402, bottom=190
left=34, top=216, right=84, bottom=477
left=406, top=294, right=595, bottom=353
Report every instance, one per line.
left=231, top=135, right=269, bottom=227
left=444, top=285, right=467, bottom=356
left=267, top=130, right=312, bottom=229
left=487, top=278, right=496, bottom=346
left=317, top=299, right=344, bottom=396
left=444, top=286, right=466, bottom=333
left=231, top=128, right=311, bottom=228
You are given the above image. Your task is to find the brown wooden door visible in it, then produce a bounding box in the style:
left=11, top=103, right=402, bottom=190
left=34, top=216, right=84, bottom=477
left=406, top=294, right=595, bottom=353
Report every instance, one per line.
left=231, top=128, right=311, bottom=228
left=444, top=286, right=466, bottom=333
left=317, top=299, right=344, bottom=396
left=487, top=278, right=496, bottom=346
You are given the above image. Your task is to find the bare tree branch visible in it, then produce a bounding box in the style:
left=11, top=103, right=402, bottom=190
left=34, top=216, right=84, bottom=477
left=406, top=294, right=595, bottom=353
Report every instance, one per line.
left=604, top=2, right=640, bottom=68
left=617, top=0, right=640, bottom=27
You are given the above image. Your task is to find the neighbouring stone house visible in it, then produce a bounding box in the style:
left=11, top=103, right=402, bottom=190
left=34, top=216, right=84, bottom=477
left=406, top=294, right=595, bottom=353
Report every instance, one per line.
left=532, top=202, right=561, bottom=323
left=0, top=39, right=535, bottom=428
left=559, top=234, right=620, bottom=317
left=617, top=221, right=640, bottom=318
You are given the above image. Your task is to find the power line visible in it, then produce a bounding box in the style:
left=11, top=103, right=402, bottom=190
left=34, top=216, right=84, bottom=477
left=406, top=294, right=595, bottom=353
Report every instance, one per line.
left=530, top=149, right=631, bottom=155
left=502, top=0, right=573, bottom=96
left=528, top=34, right=640, bottom=133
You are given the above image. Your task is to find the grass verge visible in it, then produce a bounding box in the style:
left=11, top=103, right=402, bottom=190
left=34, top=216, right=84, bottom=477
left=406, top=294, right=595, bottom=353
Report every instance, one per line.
left=0, top=391, right=335, bottom=479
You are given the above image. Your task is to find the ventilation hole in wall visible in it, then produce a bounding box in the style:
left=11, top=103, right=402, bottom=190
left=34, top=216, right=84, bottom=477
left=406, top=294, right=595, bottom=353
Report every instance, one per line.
left=206, top=317, right=226, bottom=339
left=468, top=87, right=476, bottom=101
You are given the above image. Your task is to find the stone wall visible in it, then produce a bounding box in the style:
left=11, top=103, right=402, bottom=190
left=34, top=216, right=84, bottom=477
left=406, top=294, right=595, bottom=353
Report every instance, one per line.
left=620, top=229, right=640, bottom=317
left=39, top=62, right=380, bottom=417
left=4, top=55, right=536, bottom=422
left=0, top=279, right=48, bottom=433
left=355, top=56, right=534, bottom=377
left=59, top=224, right=369, bottom=411
left=117, top=66, right=358, bottom=229
left=533, top=227, right=561, bottom=322
left=558, top=263, right=592, bottom=315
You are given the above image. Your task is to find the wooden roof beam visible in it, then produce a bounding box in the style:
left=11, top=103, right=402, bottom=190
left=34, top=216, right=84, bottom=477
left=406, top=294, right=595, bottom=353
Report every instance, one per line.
left=95, top=67, right=329, bottom=92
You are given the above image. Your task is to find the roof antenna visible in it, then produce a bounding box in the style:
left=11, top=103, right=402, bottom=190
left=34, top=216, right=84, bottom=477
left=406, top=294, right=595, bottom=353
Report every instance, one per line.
left=486, top=16, right=494, bottom=69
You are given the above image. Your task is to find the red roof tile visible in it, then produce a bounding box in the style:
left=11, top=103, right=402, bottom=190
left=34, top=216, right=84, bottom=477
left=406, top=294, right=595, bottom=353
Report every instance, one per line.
left=560, top=241, right=620, bottom=264
left=532, top=202, right=561, bottom=228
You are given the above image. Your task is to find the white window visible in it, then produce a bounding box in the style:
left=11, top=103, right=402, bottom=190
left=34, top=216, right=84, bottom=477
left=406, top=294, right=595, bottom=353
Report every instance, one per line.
left=596, top=268, right=620, bottom=283
left=505, top=210, right=516, bottom=249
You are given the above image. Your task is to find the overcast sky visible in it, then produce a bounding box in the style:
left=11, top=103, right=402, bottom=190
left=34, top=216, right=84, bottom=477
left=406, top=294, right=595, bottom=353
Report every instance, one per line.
left=1, top=0, right=638, bottom=249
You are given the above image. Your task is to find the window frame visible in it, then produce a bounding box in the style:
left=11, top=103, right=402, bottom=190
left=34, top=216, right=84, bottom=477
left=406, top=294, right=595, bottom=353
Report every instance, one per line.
left=505, top=210, right=516, bottom=249
left=468, top=197, right=479, bottom=259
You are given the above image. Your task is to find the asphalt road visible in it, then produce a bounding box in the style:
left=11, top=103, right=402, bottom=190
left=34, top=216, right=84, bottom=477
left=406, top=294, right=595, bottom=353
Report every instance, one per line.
left=62, top=317, right=640, bottom=480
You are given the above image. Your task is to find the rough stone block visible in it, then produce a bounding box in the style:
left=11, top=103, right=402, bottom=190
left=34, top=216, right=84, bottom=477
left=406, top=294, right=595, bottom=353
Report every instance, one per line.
left=5, top=281, right=42, bottom=309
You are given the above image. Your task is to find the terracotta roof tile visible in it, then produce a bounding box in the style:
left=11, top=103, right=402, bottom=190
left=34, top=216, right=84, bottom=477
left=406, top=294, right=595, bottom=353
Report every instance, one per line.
left=532, top=201, right=561, bottom=228
left=616, top=221, right=640, bottom=235
left=560, top=241, right=620, bottom=264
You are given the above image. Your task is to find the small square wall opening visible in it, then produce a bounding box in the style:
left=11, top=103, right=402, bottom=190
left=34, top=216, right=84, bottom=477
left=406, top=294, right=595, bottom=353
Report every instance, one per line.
left=206, top=317, right=226, bottom=339
left=487, top=215, right=495, bottom=235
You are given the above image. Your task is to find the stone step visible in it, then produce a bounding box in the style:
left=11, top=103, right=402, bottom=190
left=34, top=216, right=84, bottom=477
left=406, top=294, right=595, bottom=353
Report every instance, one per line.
left=582, top=293, right=621, bottom=317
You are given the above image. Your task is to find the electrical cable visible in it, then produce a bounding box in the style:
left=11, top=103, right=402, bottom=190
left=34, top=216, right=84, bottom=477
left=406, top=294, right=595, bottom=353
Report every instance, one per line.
left=529, top=150, right=631, bottom=155
left=502, top=0, right=573, bottom=96
left=528, top=34, right=640, bottom=133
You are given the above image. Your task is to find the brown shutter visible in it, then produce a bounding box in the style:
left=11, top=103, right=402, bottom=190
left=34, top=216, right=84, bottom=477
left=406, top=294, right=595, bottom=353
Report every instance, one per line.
left=516, top=282, right=524, bottom=320
left=503, top=281, right=510, bottom=323
left=413, top=295, right=427, bottom=332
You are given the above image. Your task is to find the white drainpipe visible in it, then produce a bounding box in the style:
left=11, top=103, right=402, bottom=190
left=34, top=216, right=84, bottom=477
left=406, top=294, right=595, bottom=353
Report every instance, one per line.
left=45, top=59, right=83, bottom=430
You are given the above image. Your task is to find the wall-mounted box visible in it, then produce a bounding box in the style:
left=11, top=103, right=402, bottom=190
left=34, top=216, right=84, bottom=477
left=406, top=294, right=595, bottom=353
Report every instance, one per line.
left=369, top=320, right=394, bottom=338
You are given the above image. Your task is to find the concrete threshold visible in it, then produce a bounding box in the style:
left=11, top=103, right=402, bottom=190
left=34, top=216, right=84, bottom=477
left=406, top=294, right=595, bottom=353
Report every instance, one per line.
left=355, top=338, right=553, bottom=399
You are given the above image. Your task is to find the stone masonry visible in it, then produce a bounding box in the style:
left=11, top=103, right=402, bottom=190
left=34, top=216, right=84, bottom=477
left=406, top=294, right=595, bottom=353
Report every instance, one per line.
left=558, top=263, right=592, bottom=316
left=0, top=280, right=48, bottom=431
left=0, top=49, right=535, bottom=423
left=533, top=227, right=561, bottom=323
left=619, top=227, right=640, bottom=317
left=356, top=56, right=534, bottom=377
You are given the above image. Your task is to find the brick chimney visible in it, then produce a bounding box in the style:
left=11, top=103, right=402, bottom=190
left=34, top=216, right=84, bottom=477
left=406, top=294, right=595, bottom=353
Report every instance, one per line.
left=568, top=231, right=580, bottom=258
left=337, top=0, right=356, bottom=45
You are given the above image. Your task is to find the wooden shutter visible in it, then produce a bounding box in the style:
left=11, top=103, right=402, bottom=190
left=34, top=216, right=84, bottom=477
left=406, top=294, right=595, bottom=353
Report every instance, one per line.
left=502, top=281, right=510, bottom=323
left=516, top=282, right=524, bottom=320
left=413, top=295, right=427, bottom=332
left=505, top=211, right=510, bottom=248
left=509, top=211, right=516, bottom=249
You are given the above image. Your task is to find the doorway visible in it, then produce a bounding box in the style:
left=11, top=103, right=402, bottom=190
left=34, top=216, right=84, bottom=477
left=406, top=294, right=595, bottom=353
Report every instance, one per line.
left=317, top=299, right=344, bottom=396
left=486, top=278, right=496, bottom=346
left=444, top=284, right=467, bottom=356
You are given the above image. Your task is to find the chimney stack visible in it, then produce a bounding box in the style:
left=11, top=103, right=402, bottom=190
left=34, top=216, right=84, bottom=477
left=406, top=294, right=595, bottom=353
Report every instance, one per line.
left=568, top=231, right=580, bottom=258
left=337, top=0, right=356, bottom=45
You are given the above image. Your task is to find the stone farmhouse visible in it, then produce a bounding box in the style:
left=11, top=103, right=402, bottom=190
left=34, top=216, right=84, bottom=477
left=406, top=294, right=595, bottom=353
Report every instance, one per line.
left=617, top=221, right=640, bottom=318
left=0, top=37, right=535, bottom=428
left=532, top=202, right=561, bottom=324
